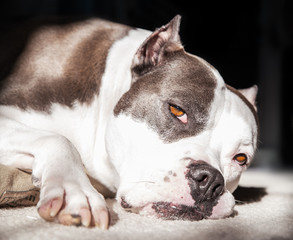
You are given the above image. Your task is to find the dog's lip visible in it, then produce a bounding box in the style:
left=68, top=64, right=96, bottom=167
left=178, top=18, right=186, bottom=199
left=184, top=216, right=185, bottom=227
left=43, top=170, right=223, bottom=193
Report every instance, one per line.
left=120, top=197, right=206, bottom=221
left=151, top=202, right=205, bottom=221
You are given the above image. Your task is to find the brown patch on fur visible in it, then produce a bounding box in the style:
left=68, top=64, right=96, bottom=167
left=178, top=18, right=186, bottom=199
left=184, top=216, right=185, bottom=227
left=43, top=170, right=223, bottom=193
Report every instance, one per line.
left=0, top=18, right=131, bottom=112
left=114, top=49, right=217, bottom=143
left=57, top=27, right=130, bottom=108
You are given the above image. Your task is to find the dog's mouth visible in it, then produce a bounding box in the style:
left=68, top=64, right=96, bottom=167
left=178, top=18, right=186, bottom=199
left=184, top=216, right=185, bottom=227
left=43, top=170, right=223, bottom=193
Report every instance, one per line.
left=151, top=202, right=206, bottom=221
left=121, top=197, right=211, bottom=221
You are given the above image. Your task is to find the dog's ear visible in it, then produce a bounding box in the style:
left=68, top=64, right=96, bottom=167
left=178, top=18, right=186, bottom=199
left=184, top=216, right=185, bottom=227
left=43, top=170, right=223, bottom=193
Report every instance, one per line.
left=239, top=85, right=258, bottom=110
left=132, top=15, right=183, bottom=77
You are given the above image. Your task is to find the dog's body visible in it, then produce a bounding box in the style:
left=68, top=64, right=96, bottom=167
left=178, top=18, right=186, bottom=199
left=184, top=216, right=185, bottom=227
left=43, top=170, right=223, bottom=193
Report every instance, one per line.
left=0, top=16, right=258, bottom=229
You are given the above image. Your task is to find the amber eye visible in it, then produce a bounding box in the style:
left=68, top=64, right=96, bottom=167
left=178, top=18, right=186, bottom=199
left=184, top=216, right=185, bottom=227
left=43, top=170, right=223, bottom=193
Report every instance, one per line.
left=169, top=104, right=188, bottom=123
left=169, top=105, right=185, bottom=117
left=233, top=153, right=248, bottom=165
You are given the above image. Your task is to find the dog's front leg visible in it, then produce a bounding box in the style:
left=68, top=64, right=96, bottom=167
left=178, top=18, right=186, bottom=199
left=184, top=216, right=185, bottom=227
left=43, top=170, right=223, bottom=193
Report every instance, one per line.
left=0, top=117, right=109, bottom=228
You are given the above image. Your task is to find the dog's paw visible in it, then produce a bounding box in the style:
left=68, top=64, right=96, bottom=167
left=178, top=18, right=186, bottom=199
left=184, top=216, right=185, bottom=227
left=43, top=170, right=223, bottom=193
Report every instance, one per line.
left=37, top=179, right=110, bottom=229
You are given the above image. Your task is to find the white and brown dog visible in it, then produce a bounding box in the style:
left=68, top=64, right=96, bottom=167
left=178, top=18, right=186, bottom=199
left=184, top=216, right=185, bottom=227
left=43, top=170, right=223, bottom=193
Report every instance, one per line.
left=0, top=15, right=258, bottom=229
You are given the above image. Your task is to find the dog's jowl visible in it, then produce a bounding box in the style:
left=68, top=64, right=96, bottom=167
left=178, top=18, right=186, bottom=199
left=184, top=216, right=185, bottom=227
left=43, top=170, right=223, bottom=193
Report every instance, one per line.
left=0, top=15, right=258, bottom=228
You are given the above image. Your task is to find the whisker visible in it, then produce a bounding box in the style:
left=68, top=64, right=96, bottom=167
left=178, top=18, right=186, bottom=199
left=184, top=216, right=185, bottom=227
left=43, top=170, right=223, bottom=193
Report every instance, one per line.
left=129, top=181, right=156, bottom=184
left=235, top=199, right=247, bottom=205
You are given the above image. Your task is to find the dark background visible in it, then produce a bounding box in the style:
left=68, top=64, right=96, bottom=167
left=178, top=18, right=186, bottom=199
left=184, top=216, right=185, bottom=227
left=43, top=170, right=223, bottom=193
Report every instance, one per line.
left=0, top=0, right=292, bottom=168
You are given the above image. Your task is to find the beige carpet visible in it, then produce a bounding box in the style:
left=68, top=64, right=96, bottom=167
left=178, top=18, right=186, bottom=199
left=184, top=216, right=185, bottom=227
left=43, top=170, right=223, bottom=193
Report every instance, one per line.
left=0, top=169, right=292, bottom=240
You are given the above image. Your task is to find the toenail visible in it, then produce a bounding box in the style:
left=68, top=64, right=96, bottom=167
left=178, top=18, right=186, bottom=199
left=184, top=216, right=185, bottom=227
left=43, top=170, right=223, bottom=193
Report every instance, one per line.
left=71, top=214, right=82, bottom=226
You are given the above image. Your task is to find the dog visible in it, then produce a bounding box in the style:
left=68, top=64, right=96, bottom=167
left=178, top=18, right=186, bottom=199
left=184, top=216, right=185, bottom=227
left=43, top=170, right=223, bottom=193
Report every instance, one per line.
left=0, top=15, right=258, bottom=229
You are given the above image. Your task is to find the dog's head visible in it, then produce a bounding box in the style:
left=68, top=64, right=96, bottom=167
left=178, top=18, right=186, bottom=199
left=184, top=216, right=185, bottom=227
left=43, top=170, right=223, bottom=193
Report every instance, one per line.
left=106, top=15, right=258, bottom=220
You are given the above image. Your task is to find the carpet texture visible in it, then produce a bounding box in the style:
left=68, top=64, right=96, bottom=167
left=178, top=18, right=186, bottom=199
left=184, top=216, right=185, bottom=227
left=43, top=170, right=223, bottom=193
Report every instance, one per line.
left=0, top=169, right=292, bottom=240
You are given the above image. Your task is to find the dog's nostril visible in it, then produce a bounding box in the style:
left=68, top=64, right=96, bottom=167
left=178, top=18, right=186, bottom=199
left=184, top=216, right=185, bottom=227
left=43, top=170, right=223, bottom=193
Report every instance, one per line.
left=210, top=183, right=224, bottom=200
left=196, top=174, right=208, bottom=183
left=186, top=162, right=224, bottom=203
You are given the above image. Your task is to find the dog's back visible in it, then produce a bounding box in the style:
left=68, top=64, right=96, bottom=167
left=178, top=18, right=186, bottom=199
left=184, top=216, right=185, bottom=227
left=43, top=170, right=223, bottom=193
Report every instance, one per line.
left=0, top=17, right=130, bottom=111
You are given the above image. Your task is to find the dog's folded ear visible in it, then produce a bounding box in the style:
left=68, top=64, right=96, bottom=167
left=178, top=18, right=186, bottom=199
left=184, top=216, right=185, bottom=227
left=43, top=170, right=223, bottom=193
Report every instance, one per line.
left=131, top=15, right=183, bottom=77
left=239, top=85, right=258, bottom=110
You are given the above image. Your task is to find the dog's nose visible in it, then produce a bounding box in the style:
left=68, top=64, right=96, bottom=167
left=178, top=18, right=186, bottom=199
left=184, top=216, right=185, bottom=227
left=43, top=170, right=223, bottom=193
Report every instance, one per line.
left=186, top=161, right=224, bottom=203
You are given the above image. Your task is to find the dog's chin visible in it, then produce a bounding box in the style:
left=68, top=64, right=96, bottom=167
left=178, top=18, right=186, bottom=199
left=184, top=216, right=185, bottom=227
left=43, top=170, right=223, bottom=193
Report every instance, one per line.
left=209, top=191, right=235, bottom=219
left=121, top=191, right=235, bottom=221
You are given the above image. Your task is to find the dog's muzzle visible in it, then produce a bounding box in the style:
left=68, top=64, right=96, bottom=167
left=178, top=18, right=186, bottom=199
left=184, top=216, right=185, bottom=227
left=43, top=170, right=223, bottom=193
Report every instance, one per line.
left=152, top=161, right=224, bottom=220
left=121, top=161, right=225, bottom=221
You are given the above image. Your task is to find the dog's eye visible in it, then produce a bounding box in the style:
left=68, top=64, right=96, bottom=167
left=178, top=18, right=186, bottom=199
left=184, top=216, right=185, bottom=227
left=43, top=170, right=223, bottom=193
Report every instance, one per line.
left=169, top=104, right=188, bottom=123
left=233, top=153, right=248, bottom=165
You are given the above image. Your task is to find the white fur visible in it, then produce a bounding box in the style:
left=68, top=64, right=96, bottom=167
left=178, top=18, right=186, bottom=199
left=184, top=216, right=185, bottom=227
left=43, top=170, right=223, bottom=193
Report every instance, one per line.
left=91, top=28, right=152, bottom=190
left=106, top=114, right=197, bottom=208
left=0, top=27, right=152, bottom=218
left=105, top=67, right=258, bottom=218
left=0, top=22, right=257, bottom=221
left=0, top=112, right=107, bottom=215
left=210, top=89, right=258, bottom=192
left=0, top=28, right=152, bottom=190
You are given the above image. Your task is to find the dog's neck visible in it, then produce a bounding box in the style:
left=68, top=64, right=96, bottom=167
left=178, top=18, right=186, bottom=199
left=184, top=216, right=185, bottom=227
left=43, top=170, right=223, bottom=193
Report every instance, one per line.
left=86, top=28, right=152, bottom=190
